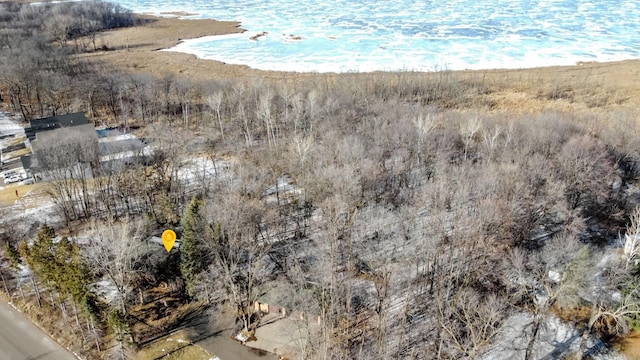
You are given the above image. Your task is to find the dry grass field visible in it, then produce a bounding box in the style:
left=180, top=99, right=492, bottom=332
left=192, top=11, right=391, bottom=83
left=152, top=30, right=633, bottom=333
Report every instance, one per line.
left=0, top=183, right=48, bottom=207
left=82, top=15, right=640, bottom=116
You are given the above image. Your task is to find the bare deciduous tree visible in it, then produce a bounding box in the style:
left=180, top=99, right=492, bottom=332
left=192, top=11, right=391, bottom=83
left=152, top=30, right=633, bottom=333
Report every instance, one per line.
left=203, top=193, right=273, bottom=332
left=207, top=90, right=225, bottom=140
left=503, top=234, right=595, bottom=360
left=438, top=289, right=507, bottom=359
left=84, top=217, right=146, bottom=311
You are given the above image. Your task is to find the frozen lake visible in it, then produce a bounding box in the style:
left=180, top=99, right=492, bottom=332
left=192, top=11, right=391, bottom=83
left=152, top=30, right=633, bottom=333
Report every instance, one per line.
left=111, top=0, right=640, bottom=73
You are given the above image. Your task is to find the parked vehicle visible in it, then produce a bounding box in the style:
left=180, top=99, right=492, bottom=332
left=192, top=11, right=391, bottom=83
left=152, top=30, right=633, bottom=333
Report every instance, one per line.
left=6, top=175, right=21, bottom=183
left=2, top=170, right=26, bottom=184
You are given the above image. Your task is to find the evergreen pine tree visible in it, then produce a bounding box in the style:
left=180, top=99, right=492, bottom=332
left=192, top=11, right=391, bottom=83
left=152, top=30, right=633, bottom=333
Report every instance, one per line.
left=20, top=224, right=57, bottom=285
left=55, top=237, right=92, bottom=307
left=180, top=197, right=207, bottom=298
left=20, top=226, right=99, bottom=318
left=4, top=242, right=21, bottom=269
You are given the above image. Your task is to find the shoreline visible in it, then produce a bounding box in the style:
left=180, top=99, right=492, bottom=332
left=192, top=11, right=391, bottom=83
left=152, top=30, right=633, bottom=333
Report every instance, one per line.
left=82, top=14, right=640, bottom=112
left=10, top=1, right=640, bottom=95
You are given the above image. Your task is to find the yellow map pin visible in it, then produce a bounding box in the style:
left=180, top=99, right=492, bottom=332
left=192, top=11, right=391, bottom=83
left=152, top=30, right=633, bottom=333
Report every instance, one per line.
left=161, top=230, right=177, bottom=253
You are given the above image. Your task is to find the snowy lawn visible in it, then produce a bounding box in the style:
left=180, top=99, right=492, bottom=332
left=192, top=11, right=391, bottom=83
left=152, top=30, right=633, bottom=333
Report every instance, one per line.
left=0, top=112, right=24, bottom=135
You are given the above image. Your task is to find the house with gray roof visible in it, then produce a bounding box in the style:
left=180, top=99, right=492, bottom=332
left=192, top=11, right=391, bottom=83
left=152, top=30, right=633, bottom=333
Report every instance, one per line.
left=22, top=114, right=99, bottom=182
left=25, top=112, right=90, bottom=141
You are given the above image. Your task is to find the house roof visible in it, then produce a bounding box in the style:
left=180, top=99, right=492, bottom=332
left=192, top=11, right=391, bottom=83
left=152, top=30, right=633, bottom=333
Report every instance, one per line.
left=25, top=113, right=90, bottom=141
left=28, top=124, right=100, bottom=171
left=31, top=123, right=98, bottom=146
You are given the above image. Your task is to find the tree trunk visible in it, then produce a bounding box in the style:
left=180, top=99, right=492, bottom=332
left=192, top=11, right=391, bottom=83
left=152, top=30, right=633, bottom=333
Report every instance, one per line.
left=0, top=270, right=9, bottom=294
left=217, top=110, right=224, bottom=140
left=18, top=281, right=25, bottom=301
left=31, top=276, right=41, bottom=307
left=72, top=301, right=87, bottom=344
left=60, top=298, right=69, bottom=323
left=90, top=317, right=101, bottom=351
left=525, top=315, right=542, bottom=360
left=49, top=287, right=55, bottom=308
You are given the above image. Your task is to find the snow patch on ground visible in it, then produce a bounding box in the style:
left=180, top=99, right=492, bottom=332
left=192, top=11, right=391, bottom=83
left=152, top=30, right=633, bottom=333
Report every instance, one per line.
left=16, top=264, right=31, bottom=283
left=177, top=157, right=230, bottom=186
left=481, top=312, right=624, bottom=360
left=98, top=134, right=137, bottom=143
left=72, top=236, right=91, bottom=246
left=0, top=112, right=24, bottom=135
left=99, top=145, right=153, bottom=162
left=91, top=278, right=121, bottom=306
left=1, top=193, right=62, bottom=242
left=263, top=176, right=302, bottom=205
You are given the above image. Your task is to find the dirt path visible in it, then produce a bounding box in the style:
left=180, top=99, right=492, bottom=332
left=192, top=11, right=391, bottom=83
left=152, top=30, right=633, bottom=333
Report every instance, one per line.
left=197, top=333, right=277, bottom=360
left=248, top=316, right=310, bottom=359
left=175, top=306, right=278, bottom=360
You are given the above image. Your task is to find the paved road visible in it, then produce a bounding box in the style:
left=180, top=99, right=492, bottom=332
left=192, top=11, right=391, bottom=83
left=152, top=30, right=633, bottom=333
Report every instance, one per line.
left=0, top=300, right=77, bottom=360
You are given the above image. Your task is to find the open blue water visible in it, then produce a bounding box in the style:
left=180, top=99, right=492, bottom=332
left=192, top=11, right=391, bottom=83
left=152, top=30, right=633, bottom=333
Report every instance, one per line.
left=112, top=0, right=640, bottom=73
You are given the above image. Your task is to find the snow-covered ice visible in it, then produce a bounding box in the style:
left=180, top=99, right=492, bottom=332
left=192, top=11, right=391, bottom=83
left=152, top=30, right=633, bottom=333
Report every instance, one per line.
left=113, top=0, right=640, bottom=73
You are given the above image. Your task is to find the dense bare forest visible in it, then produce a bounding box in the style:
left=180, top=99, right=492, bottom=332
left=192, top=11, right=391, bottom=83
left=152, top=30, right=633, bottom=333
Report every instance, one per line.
left=2, top=2, right=640, bottom=359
